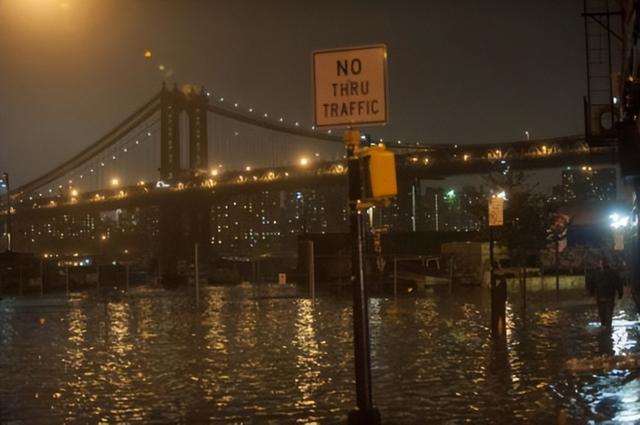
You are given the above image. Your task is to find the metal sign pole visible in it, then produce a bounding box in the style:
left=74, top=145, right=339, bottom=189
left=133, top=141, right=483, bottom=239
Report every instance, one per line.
left=345, top=129, right=380, bottom=425
left=488, top=194, right=506, bottom=337
left=488, top=196, right=502, bottom=339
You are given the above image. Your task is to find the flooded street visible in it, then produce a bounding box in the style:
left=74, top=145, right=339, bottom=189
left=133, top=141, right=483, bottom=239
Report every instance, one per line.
left=1, top=284, right=639, bottom=424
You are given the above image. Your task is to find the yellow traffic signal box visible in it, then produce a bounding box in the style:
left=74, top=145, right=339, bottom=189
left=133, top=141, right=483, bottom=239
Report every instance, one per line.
left=360, top=145, right=397, bottom=202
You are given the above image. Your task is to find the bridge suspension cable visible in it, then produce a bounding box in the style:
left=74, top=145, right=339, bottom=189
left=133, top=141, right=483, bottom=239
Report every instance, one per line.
left=14, top=92, right=162, bottom=198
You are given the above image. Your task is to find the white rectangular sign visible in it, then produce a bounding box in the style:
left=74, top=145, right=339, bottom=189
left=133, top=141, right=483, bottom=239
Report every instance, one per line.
left=614, top=233, right=624, bottom=251
left=312, top=45, right=388, bottom=127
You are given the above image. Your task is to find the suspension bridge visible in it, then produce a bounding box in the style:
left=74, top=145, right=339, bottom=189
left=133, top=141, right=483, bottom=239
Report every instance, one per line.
left=0, top=83, right=616, bottom=273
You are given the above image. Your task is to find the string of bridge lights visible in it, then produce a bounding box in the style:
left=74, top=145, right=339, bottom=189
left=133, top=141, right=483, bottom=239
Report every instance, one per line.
left=204, top=86, right=596, bottom=171
left=207, top=90, right=417, bottom=141
left=209, top=84, right=525, bottom=167
left=203, top=89, right=553, bottom=152
left=23, top=118, right=161, bottom=203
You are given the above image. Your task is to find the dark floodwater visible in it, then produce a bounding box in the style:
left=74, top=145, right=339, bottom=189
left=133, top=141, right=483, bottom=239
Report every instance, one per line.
left=1, top=284, right=639, bottom=424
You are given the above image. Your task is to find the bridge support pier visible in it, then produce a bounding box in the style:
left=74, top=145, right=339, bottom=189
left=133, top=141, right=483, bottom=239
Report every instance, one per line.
left=158, top=195, right=211, bottom=286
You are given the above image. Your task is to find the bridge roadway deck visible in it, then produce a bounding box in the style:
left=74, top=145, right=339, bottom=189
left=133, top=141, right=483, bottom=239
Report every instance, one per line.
left=11, top=148, right=616, bottom=220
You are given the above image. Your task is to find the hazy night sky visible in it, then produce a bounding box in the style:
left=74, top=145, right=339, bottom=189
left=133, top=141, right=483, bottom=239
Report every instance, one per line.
left=0, top=1, right=586, bottom=186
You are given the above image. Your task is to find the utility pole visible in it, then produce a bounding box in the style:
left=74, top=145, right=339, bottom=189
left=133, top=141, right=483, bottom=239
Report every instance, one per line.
left=2, top=172, right=10, bottom=252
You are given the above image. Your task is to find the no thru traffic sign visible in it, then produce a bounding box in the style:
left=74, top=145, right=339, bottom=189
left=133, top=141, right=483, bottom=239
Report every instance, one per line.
left=312, top=45, right=388, bottom=127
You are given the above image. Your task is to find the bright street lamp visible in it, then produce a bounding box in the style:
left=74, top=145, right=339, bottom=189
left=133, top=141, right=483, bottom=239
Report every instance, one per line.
left=610, top=213, right=632, bottom=229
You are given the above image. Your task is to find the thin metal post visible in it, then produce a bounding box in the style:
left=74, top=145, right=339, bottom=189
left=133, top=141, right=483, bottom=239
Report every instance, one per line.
left=345, top=128, right=380, bottom=425
left=522, top=266, right=527, bottom=314
left=489, top=225, right=494, bottom=288
left=97, top=265, right=100, bottom=291
left=411, top=181, right=416, bottom=232
left=393, top=256, right=398, bottom=299
left=583, top=248, right=587, bottom=281
left=125, top=264, right=130, bottom=291
left=65, top=266, right=70, bottom=296
left=18, top=262, right=23, bottom=296
left=489, top=224, right=498, bottom=337
left=2, top=172, right=11, bottom=252
left=18, top=263, right=23, bottom=296
left=555, top=239, right=560, bottom=300
left=195, top=243, right=200, bottom=307
left=39, top=259, right=44, bottom=296
left=434, top=193, right=439, bottom=232
left=308, top=240, right=315, bottom=303
left=449, top=257, right=454, bottom=293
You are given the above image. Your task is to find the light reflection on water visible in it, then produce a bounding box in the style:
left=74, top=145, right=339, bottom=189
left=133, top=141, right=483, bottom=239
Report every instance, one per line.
left=0, top=286, right=638, bottom=424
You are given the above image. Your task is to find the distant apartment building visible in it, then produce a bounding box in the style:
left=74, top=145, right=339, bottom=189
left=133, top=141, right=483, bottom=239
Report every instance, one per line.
left=561, top=167, right=616, bottom=202
left=210, top=187, right=348, bottom=255
left=431, top=186, right=483, bottom=232
left=377, top=183, right=483, bottom=233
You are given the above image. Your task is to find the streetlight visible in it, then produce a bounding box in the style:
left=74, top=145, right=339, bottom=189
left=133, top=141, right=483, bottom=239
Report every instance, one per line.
left=609, top=212, right=635, bottom=249
left=110, top=177, right=119, bottom=187
left=299, top=157, right=309, bottom=167
left=610, top=212, right=631, bottom=229
left=524, top=130, right=530, bottom=141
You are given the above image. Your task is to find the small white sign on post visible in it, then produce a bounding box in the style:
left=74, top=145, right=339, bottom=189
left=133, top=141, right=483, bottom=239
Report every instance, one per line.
left=488, top=197, right=504, bottom=226
left=312, top=45, right=388, bottom=127
left=614, top=233, right=625, bottom=251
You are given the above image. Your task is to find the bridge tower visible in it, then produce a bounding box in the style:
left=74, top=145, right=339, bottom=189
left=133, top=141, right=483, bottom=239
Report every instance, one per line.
left=160, top=83, right=210, bottom=179
left=187, top=88, right=209, bottom=174
left=158, top=84, right=211, bottom=281
left=159, top=84, right=182, bottom=181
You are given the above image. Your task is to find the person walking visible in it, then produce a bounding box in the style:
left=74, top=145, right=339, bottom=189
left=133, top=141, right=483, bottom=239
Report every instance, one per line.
left=588, top=257, right=623, bottom=329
